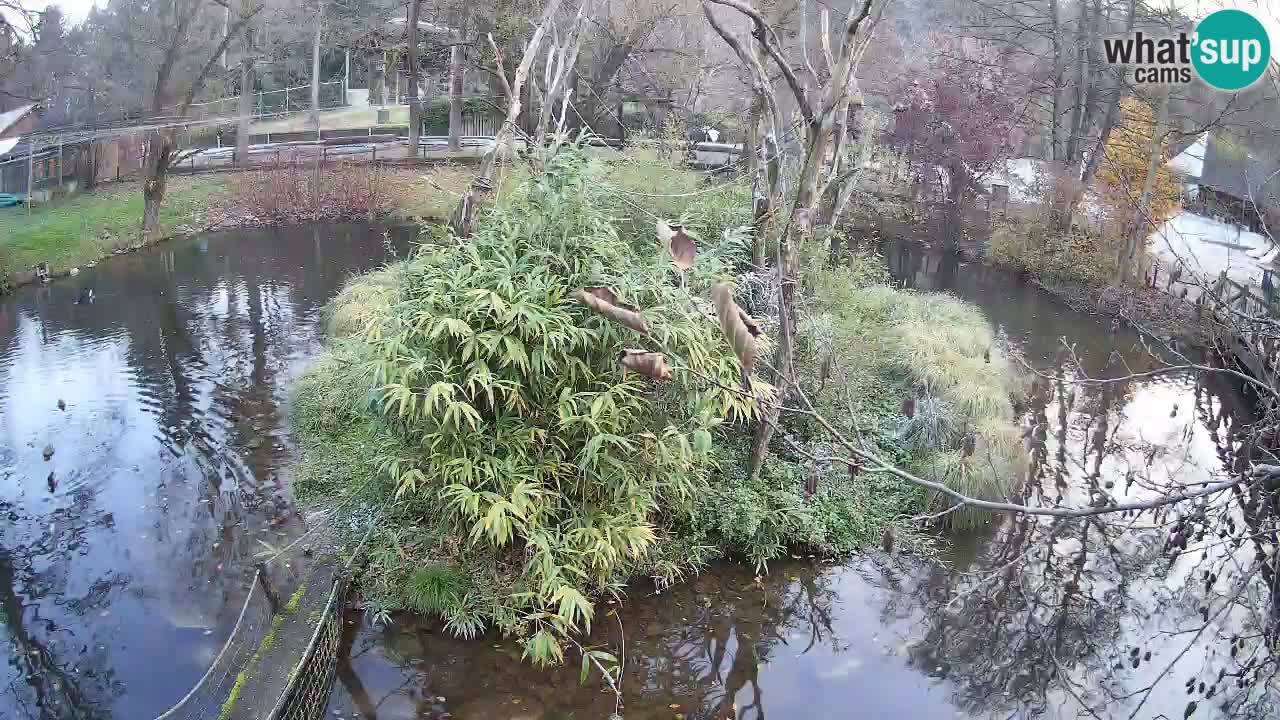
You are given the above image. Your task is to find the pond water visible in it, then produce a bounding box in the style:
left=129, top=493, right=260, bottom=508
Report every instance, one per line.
left=0, top=223, right=414, bottom=719
left=0, top=226, right=1272, bottom=719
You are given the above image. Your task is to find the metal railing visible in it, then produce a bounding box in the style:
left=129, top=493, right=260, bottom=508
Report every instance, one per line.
left=162, top=80, right=348, bottom=121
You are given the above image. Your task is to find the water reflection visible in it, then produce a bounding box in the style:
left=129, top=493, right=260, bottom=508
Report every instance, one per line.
left=0, top=223, right=413, bottom=719
left=327, top=240, right=1278, bottom=719
left=329, top=561, right=967, bottom=720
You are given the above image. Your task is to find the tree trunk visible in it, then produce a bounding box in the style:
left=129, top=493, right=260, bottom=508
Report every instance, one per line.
left=817, top=75, right=863, bottom=229
left=1063, top=0, right=1088, bottom=167
left=747, top=124, right=833, bottom=480
left=1048, top=0, right=1063, bottom=163
left=1118, top=91, right=1170, bottom=283
left=406, top=0, right=421, bottom=157
left=372, top=54, right=386, bottom=105
left=142, top=130, right=174, bottom=243
left=944, top=165, right=966, bottom=248
left=222, top=5, right=230, bottom=70
left=1077, top=0, right=1133, bottom=199
left=236, top=16, right=253, bottom=168
left=746, top=89, right=765, bottom=265
left=448, top=42, right=463, bottom=151
left=310, top=0, right=324, bottom=129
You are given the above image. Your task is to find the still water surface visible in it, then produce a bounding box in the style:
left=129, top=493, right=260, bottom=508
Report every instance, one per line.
left=0, top=226, right=1269, bottom=719
left=0, top=223, right=412, bottom=718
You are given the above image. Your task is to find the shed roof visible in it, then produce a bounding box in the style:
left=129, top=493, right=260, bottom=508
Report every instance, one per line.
left=1198, top=134, right=1280, bottom=209
left=0, top=104, right=37, bottom=136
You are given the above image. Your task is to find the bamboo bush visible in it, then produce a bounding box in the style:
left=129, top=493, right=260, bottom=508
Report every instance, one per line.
left=293, top=147, right=1027, bottom=664
left=297, top=149, right=756, bottom=665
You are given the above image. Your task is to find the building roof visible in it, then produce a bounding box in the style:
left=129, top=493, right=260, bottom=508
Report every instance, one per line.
left=1197, top=133, right=1280, bottom=209
left=0, top=104, right=38, bottom=137
left=387, top=16, right=455, bottom=35
left=1168, top=132, right=1207, bottom=178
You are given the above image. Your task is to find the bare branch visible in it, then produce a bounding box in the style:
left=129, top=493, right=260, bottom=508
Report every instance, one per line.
left=180, top=3, right=263, bottom=115
left=705, top=0, right=814, bottom=127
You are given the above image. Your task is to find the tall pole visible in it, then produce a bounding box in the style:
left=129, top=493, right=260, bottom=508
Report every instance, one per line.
left=26, top=141, right=34, bottom=217
left=344, top=48, right=350, bottom=105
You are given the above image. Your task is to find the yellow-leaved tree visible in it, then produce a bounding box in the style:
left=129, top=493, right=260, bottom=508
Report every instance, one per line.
left=1095, top=97, right=1183, bottom=280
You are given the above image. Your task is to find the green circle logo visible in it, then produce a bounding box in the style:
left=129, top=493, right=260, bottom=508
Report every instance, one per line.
left=1192, top=9, right=1271, bottom=90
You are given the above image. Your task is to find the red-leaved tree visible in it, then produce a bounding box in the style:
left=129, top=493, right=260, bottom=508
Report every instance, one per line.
left=886, top=39, right=1026, bottom=244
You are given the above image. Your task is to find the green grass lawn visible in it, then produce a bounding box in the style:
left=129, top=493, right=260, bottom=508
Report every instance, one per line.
left=0, top=165, right=475, bottom=287
left=0, top=175, right=232, bottom=278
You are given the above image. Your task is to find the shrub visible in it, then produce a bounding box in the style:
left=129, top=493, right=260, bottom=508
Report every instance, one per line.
left=236, top=163, right=392, bottom=223
left=603, top=147, right=752, bottom=263
left=297, top=149, right=755, bottom=665
left=293, top=148, right=1026, bottom=662
left=686, top=441, right=926, bottom=571
left=987, top=215, right=1122, bottom=286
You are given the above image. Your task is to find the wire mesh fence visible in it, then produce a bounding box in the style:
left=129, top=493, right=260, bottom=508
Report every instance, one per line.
left=152, top=573, right=277, bottom=720
left=147, top=511, right=366, bottom=720
left=164, top=80, right=348, bottom=122
left=265, top=577, right=348, bottom=720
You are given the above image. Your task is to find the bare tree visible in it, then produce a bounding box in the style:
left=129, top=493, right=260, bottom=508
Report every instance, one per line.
left=964, top=0, right=1133, bottom=230
left=143, top=0, right=261, bottom=242
left=0, top=1, right=36, bottom=105
left=701, top=3, right=782, bottom=264
left=702, top=0, right=881, bottom=480
left=405, top=0, right=422, bottom=155
left=533, top=0, right=595, bottom=150
left=448, top=0, right=570, bottom=238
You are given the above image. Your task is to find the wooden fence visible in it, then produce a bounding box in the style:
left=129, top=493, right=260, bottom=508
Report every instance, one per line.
left=1153, top=261, right=1280, bottom=381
